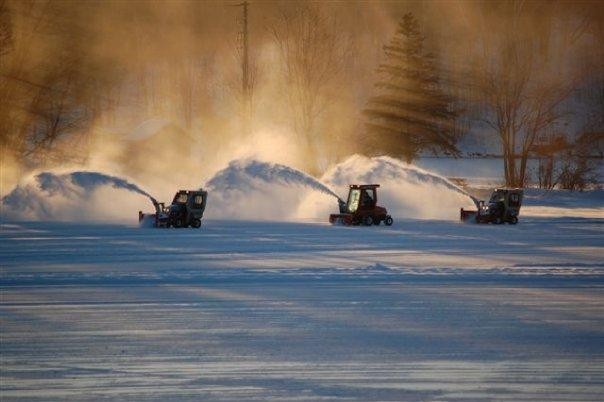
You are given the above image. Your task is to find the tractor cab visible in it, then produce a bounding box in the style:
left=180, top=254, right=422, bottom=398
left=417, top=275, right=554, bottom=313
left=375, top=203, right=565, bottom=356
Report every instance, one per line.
left=330, top=184, right=393, bottom=226
left=168, top=190, right=208, bottom=228
left=346, top=185, right=377, bottom=213
left=139, top=189, right=208, bottom=228
left=461, top=188, right=523, bottom=224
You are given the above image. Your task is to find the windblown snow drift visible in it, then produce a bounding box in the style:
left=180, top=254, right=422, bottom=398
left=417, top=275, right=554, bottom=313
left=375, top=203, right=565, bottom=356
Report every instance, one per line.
left=1, top=171, right=154, bottom=221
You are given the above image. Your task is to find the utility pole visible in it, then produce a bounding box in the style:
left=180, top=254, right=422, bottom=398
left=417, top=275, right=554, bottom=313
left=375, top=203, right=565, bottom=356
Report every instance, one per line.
left=233, top=1, right=252, bottom=136
left=241, top=1, right=250, bottom=101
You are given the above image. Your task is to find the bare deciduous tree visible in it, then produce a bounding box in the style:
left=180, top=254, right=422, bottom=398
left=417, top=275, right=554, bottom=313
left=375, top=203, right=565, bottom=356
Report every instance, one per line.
left=0, top=0, right=11, bottom=57
left=269, top=4, right=350, bottom=174
left=0, top=0, right=118, bottom=168
left=474, top=0, right=600, bottom=187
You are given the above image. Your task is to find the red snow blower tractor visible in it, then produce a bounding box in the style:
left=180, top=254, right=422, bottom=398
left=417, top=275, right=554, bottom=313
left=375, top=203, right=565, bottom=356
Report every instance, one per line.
left=329, top=184, right=393, bottom=226
left=460, top=188, right=523, bottom=224
left=139, top=189, right=208, bottom=228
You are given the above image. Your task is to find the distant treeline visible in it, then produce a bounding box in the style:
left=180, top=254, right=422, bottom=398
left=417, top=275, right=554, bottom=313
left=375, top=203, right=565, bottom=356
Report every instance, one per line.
left=0, top=0, right=602, bottom=189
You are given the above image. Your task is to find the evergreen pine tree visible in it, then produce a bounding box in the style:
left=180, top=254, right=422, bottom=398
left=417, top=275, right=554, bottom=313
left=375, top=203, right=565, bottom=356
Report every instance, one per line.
left=363, top=13, right=459, bottom=162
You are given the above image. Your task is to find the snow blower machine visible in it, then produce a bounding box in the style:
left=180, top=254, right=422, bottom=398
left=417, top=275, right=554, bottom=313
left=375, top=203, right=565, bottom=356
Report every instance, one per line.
left=460, top=188, right=523, bottom=224
left=139, top=189, right=208, bottom=228
left=329, top=184, right=393, bottom=226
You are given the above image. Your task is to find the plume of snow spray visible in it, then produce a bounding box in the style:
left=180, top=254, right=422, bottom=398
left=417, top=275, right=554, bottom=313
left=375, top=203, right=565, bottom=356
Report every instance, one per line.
left=323, top=155, right=479, bottom=208
left=204, top=159, right=339, bottom=220
left=1, top=171, right=155, bottom=221
left=2, top=156, right=479, bottom=223
left=206, top=159, right=339, bottom=199
left=62, top=172, right=154, bottom=200
left=301, top=155, right=477, bottom=220
left=204, top=156, right=475, bottom=221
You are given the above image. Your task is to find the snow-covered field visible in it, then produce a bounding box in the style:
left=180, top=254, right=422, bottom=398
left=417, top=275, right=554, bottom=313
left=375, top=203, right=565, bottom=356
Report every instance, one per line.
left=2, top=214, right=603, bottom=401
left=1, top=155, right=603, bottom=400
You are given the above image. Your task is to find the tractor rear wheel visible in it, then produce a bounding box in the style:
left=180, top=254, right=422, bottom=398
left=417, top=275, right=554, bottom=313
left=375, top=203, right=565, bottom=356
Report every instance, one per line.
left=509, top=216, right=518, bottom=225
left=384, top=216, right=393, bottom=226
left=363, top=215, right=374, bottom=226
left=191, top=219, right=202, bottom=228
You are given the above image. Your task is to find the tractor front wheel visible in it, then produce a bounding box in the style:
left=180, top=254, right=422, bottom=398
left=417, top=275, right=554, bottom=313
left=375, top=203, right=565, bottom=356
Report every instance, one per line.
left=384, top=216, right=393, bottom=226
left=173, top=218, right=184, bottom=228
left=191, top=219, right=202, bottom=228
left=509, top=216, right=518, bottom=225
left=363, top=215, right=374, bottom=226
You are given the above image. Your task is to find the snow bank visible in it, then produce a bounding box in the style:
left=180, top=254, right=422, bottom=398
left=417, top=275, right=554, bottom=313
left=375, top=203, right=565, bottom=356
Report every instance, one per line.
left=1, top=171, right=154, bottom=222
left=523, top=188, right=604, bottom=208
left=521, top=188, right=604, bottom=218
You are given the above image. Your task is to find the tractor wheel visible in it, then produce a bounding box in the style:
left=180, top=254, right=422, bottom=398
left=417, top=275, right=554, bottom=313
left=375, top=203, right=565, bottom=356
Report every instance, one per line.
left=509, top=216, right=518, bottom=225
left=173, top=218, right=184, bottom=228
left=191, top=219, right=202, bottom=228
left=363, top=215, right=374, bottom=226
left=494, top=217, right=503, bottom=224
left=384, top=216, right=393, bottom=226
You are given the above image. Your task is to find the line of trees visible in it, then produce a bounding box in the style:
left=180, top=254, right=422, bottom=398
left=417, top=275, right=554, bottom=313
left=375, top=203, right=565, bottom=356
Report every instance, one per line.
left=362, top=1, right=602, bottom=189
left=1, top=0, right=602, bottom=190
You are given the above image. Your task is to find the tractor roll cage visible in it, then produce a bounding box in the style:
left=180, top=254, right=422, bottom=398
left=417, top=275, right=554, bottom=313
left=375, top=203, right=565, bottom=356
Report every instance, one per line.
left=349, top=184, right=380, bottom=189
left=347, top=184, right=379, bottom=213
left=329, top=183, right=392, bottom=226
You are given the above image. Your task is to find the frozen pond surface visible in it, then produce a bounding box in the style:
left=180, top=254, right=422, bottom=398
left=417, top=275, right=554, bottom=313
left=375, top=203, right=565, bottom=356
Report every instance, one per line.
left=1, top=218, right=603, bottom=400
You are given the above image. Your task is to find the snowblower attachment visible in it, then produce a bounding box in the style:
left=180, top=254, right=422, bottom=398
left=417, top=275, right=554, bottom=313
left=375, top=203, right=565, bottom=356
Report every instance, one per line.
left=329, top=184, right=393, bottom=226
left=138, top=197, right=169, bottom=227
left=460, top=188, right=523, bottom=224
left=139, top=189, right=208, bottom=228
